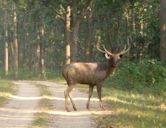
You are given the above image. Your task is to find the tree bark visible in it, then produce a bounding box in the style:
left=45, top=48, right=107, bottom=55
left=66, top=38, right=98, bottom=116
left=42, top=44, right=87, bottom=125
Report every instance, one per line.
left=39, top=24, right=45, bottom=78
left=36, top=22, right=46, bottom=78
left=3, top=0, right=9, bottom=76
left=125, top=11, right=130, bottom=62
left=71, top=0, right=93, bottom=62
left=160, top=0, right=166, bottom=63
left=65, top=0, right=71, bottom=64
left=71, top=0, right=79, bottom=62
left=13, top=1, right=19, bottom=79
left=86, top=11, right=93, bottom=61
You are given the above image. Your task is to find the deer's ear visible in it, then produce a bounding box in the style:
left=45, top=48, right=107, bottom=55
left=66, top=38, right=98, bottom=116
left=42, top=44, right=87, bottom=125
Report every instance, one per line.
left=119, top=54, right=123, bottom=58
left=105, top=53, right=111, bottom=59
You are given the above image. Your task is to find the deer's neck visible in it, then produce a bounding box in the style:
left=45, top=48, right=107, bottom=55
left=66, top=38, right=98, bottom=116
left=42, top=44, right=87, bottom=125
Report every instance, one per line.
left=106, top=60, right=117, bottom=76
left=99, top=61, right=116, bottom=77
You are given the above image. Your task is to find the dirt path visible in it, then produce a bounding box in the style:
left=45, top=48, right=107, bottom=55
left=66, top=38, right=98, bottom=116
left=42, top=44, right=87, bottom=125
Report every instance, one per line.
left=35, top=81, right=112, bottom=128
left=0, top=81, right=112, bottom=128
left=0, top=81, right=40, bottom=128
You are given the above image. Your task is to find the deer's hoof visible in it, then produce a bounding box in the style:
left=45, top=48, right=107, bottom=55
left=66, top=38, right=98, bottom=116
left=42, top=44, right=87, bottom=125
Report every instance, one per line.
left=73, top=107, right=77, bottom=111
left=66, top=107, right=71, bottom=112
left=86, top=105, right=90, bottom=110
left=100, top=104, right=105, bottom=110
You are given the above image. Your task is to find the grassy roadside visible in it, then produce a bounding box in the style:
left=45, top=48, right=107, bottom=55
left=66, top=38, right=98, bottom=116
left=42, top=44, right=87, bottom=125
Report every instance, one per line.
left=33, top=60, right=166, bottom=128
left=96, top=87, right=166, bottom=128
left=69, top=82, right=165, bottom=127
left=0, top=80, right=16, bottom=106
left=32, top=83, right=53, bottom=128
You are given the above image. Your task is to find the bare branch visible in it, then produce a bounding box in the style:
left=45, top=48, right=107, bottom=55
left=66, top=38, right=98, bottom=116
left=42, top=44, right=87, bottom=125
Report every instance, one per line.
left=81, top=0, right=93, bottom=18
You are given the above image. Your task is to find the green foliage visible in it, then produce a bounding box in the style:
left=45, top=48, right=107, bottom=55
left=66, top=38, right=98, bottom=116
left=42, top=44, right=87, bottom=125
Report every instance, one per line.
left=0, top=80, right=16, bottom=106
left=0, top=68, right=62, bottom=80
left=33, top=113, right=49, bottom=128
left=0, top=80, right=14, bottom=93
left=0, top=0, right=161, bottom=80
left=106, top=59, right=166, bottom=96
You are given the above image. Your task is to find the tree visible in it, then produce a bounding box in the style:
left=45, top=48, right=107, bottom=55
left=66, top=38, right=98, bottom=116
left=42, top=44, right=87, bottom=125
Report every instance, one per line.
left=0, top=0, right=160, bottom=79
left=65, top=0, right=71, bottom=64
left=85, top=7, right=93, bottom=61
left=71, top=0, right=93, bottom=62
left=39, top=21, right=46, bottom=78
left=13, top=0, right=19, bottom=79
left=3, top=0, right=9, bottom=76
left=160, top=0, right=166, bottom=63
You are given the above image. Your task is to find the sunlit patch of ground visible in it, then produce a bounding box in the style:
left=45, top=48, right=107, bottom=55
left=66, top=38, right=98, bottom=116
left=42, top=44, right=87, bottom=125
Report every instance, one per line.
left=96, top=88, right=166, bottom=128
left=103, top=96, right=166, bottom=111
left=0, top=107, right=112, bottom=116
left=0, top=92, right=100, bottom=101
left=0, top=81, right=40, bottom=128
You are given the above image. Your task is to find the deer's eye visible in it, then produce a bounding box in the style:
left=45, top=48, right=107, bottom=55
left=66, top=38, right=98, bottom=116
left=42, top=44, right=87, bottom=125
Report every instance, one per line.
left=119, top=54, right=123, bottom=58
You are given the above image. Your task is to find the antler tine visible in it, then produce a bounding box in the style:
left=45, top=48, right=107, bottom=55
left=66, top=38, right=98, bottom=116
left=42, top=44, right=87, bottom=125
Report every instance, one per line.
left=102, top=45, right=113, bottom=55
left=97, top=45, right=106, bottom=53
left=97, top=45, right=113, bottom=55
left=119, top=42, right=131, bottom=55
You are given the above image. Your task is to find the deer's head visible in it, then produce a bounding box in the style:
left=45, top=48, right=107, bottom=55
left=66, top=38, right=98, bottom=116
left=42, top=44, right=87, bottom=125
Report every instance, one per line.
left=97, top=43, right=130, bottom=67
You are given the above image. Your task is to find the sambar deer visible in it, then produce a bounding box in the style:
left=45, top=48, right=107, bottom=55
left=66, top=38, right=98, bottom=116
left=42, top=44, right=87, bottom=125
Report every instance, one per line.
left=62, top=43, right=130, bottom=112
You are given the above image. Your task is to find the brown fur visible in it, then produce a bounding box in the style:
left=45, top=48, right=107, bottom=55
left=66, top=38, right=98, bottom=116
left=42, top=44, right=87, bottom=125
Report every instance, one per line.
left=63, top=55, right=121, bottom=111
left=63, top=62, right=115, bottom=86
left=63, top=44, right=130, bottom=111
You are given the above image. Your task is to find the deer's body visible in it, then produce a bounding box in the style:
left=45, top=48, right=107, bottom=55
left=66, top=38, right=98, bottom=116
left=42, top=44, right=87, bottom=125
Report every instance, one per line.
left=63, top=43, right=130, bottom=112
left=63, top=62, right=115, bottom=86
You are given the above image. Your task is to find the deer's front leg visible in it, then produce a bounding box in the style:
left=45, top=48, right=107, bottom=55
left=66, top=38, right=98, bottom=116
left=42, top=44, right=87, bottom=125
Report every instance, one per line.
left=96, top=84, right=105, bottom=110
left=86, top=85, right=94, bottom=110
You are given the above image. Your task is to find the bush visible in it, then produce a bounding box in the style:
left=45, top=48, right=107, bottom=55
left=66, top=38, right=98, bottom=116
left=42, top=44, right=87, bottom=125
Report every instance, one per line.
left=106, top=59, right=166, bottom=96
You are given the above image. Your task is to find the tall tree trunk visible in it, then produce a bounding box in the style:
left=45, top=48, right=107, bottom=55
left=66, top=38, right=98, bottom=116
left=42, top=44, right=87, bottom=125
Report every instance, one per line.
left=125, top=12, right=129, bottom=44
left=131, top=8, right=136, bottom=33
left=71, top=0, right=79, bottom=62
left=114, top=15, right=120, bottom=51
left=36, top=29, right=40, bottom=75
left=160, top=0, right=166, bottom=63
left=72, top=22, right=79, bottom=62
left=86, top=11, right=93, bottom=61
left=3, top=0, right=9, bottom=76
left=71, top=0, right=93, bottom=62
left=65, top=0, right=71, bottom=64
left=13, top=1, right=19, bottom=79
left=125, top=11, right=130, bottom=62
left=24, top=18, right=30, bottom=70
left=39, top=23, right=45, bottom=78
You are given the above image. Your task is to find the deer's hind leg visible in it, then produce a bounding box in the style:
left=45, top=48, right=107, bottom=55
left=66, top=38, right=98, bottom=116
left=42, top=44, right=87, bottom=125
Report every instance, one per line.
left=64, top=84, right=77, bottom=112
left=86, top=85, right=94, bottom=110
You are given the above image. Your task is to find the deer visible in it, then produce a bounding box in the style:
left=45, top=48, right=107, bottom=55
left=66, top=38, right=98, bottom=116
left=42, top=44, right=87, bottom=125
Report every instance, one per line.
left=62, top=43, right=130, bottom=112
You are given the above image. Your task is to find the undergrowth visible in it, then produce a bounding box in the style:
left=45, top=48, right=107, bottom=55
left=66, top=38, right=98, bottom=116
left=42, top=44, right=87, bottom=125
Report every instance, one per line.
left=97, top=59, right=166, bottom=128
left=0, top=80, right=16, bottom=106
left=106, top=59, right=166, bottom=96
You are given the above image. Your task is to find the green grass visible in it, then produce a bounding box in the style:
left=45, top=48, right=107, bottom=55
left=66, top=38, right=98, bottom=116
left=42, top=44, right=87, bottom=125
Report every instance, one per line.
left=32, top=83, right=53, bottom=128
left=0, top=80, right=16, bottom=106
left=97, top=87, right=166, bottom=128
left=95, top=60, right=166, bottom=127
left=32, top=113, right=50, bottom=128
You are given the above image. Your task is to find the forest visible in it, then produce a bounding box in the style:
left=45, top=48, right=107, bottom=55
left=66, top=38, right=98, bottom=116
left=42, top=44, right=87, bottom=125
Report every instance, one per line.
left=0, top=0, right=165, bottom=94
left=0, top=0, right=161, bottom=68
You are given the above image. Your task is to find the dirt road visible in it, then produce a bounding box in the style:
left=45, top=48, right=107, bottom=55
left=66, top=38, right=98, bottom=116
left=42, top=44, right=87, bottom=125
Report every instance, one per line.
left=0, top=81, right=112, bottom=128
left=0, top=81, right=40, bottom=128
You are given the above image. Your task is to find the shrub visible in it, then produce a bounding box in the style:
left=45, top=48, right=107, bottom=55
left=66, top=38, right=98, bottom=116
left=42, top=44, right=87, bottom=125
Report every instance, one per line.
left=106, top=59, right=166, bottom=96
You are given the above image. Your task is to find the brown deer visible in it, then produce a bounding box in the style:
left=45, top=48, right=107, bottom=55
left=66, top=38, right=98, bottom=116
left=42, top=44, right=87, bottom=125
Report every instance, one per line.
left=62, top=43, right=130, bottom=112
